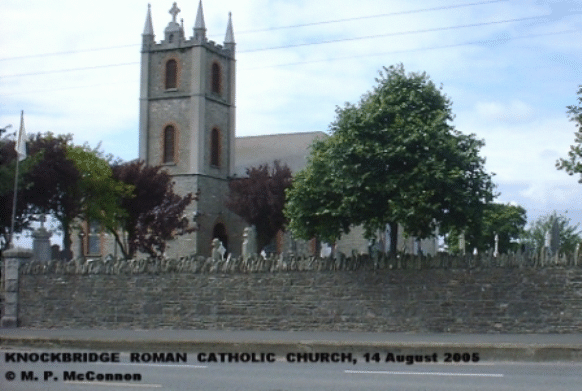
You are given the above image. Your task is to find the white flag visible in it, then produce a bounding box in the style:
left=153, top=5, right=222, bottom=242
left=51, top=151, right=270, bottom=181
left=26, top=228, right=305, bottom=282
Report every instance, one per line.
left=15, top=110, right=26, bottom=161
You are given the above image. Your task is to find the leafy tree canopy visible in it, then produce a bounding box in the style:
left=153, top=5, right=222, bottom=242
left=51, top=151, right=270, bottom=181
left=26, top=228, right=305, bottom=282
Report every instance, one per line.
left=226, top=161, right=292, bottom=251
left=285, top=64, right=495, bottom=251
left=522, top=211, right=581, bottom=256
left=446, top=203, right=527, bottom=254
left=557, top=85, right=582, bottom=180
left=66, top=143, right=133, bottom=234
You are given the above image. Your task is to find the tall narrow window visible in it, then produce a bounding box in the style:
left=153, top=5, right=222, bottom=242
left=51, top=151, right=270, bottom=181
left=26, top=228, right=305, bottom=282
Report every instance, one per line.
left=211, top=128, right=220, bottom=167
left=87, top=221, right=101, bottom=256
left=163, top=125, right=175, bottom=163
left=165, top=59, right=177, bottom=89
left=211, top=62, right=221, bottom=94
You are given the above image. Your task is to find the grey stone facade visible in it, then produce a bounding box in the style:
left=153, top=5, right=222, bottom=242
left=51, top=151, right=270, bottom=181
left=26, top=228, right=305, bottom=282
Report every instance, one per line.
left=138, top=2, right=242, bottom=257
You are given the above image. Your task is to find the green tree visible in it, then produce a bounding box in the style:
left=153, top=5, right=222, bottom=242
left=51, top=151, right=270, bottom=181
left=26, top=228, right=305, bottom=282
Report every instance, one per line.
left=556, top=85, right=582, bottom=180
left=66, top=143, right=134, bottom=244
left=522, top=211, right=581, bottom=256
left=445, top=203, right=527, bottom=254
left=285, top=64, right=495, bottom=253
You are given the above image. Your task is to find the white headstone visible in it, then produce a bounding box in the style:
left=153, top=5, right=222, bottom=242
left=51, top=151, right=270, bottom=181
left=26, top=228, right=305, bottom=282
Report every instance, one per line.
left=458, top=232, right=466, bottom=255
left=320, top=242, right=332, bottom=258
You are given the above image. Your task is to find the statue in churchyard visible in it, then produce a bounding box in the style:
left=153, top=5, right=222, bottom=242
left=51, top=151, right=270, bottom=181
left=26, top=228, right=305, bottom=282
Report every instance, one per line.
left=242, top=226, right=258, bottom=262
left=218, top=241, right=226, bottom=258
left=211, top=238, right=220, bottom=260
left=211, top=238, right=225, bottom=270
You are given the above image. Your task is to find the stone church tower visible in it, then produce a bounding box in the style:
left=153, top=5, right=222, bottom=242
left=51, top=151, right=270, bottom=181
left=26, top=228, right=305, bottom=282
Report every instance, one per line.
left=138, top=1, right=244, bottom=257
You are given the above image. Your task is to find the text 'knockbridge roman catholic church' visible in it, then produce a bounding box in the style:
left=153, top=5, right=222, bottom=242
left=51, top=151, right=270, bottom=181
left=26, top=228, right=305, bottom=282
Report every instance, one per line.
left=138, top=1, right=246, bottom=258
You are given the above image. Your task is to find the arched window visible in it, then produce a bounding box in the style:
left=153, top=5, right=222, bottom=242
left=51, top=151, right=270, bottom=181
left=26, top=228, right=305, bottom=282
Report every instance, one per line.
left=210, top=127, right=220, bottom=167
left=163, top=125, right=175, bottom=163
left=165, top=59, right=178, bottom=89
left=211, top=62, right=221, bottom=94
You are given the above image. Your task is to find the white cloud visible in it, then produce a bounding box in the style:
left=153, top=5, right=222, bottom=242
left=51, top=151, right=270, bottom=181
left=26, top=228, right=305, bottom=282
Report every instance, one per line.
left=518, top=180, right=581, bottom=208
left=475, top=100, right=536, bottom=124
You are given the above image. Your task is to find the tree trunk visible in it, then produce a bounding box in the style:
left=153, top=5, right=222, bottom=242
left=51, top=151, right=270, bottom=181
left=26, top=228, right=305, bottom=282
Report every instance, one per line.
left=109, top=227, right=129, bottom=260
left=389, top=222, right=398, bottom=255
left=61, top=218, right=73, bottom=260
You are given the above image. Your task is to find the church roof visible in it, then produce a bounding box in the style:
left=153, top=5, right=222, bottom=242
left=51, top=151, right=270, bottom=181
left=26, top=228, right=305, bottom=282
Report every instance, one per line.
left=234, top=131, right=327, bottom=176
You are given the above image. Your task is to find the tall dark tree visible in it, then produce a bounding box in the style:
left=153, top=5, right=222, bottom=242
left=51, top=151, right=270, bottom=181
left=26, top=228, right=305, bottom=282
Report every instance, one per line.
left=285, top=64, right=496, bottom=253
left=19, top=133, right=81, bottom=255
left=111, top=160, right=196, bottom=259
left=226, top=161, right=292, bottom=252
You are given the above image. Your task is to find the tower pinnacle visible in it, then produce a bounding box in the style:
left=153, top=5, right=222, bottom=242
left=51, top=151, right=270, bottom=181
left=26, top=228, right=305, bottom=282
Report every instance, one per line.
left=224, top=12, right=235, bottom=50
left=193, top=0, right=207, bottom=41
left=143, top=3, right=154, bottom=36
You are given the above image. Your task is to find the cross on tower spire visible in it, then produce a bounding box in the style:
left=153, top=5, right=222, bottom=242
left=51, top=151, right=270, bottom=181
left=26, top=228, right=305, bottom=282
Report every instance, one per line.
left=169, top=2, right=181, bottom=23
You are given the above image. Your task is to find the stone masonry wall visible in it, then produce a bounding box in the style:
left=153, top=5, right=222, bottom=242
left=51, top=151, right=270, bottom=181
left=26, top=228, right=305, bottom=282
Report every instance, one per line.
left=16, top=268, right=582, bottom=332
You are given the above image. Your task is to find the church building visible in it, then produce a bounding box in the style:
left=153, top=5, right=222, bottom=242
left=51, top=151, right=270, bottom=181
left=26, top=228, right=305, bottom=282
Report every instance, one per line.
left=74, top=1, right=438, bottom=260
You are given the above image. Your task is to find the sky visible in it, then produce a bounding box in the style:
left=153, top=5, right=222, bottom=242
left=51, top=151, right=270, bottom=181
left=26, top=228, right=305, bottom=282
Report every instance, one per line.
left=1, top=0, right=582, bottom=240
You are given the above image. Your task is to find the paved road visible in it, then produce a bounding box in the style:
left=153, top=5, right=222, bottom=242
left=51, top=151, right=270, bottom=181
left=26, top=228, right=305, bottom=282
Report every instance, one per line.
left=2, top=347, right=582, bottom=391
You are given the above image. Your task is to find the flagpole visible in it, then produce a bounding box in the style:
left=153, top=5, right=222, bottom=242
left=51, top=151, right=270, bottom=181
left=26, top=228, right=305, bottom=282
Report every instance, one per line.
left=9, top=148, right=21, bottom=248
left=8, top=110, right=24, bottom=249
